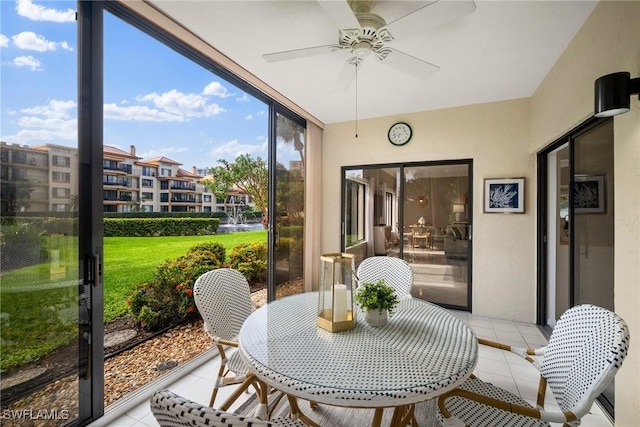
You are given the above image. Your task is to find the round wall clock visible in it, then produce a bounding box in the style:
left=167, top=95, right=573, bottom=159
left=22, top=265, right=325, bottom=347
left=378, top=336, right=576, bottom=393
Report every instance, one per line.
left=388, top=122, right=412, bottom=146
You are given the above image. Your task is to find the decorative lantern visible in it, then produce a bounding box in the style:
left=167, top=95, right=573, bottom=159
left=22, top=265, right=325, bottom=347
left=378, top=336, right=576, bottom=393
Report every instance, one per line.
left=318, top=253, right=356, bottom=332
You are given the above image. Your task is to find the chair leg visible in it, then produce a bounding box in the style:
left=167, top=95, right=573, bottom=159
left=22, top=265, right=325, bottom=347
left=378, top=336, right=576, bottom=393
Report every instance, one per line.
left=210, top=346, right=229, bottom=407
left=218, top=374, right=256, bottom=412
left=253, top=379, right=269, bottom=420
left=372, top=408, right=384, bottom=427
left=287, top=395, right=321, bottom=427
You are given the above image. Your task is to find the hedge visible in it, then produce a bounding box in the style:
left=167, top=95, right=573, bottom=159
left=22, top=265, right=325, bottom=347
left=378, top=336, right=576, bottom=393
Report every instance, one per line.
left=103, top=212, right=220, bottom=219
left=104, top=218, right=219, bottom=237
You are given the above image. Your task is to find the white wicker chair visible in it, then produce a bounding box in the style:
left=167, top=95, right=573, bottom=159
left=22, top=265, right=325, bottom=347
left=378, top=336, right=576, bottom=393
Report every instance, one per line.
left=193, top=268, right=262, bottom=410
left=356, top=256, right=414, bottom=299
left=150, top=389, right=307, bottom=427
left=438, top=304, right=630, bottom=427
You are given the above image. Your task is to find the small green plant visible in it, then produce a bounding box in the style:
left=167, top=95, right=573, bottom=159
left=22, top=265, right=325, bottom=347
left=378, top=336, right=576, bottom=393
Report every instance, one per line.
left=355, top=279, right=400, bottom=316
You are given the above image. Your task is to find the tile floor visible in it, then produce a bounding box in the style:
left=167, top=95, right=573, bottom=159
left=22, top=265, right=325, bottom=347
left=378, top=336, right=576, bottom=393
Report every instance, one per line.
left=92, top=311, right=614, bottom=427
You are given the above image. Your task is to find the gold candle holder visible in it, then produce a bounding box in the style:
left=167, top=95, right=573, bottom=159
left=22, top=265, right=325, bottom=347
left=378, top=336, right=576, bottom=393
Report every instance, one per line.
left=317, top=253, right=356, bottom=332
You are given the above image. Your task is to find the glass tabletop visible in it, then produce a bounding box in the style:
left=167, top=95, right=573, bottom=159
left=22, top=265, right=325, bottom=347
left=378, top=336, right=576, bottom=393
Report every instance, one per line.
left=239, top=293, right=478, bottom=407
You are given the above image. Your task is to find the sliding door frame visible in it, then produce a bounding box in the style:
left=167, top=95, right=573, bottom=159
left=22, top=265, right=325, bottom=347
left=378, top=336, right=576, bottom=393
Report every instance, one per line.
left=341, top=158, right=473, bottom=311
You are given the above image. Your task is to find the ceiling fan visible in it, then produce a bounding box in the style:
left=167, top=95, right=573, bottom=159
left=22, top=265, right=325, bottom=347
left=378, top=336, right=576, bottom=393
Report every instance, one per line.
left=263, top=0, right=476, bottom=90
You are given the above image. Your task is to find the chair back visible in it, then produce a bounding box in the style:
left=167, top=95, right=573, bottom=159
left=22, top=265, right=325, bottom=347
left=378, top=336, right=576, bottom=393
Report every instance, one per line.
left=193, top=268, right=253, bottom=341
left=151, top=389, right=273, bottom=427
left=540, top=304, right=630, bottom=415
left=357, top=256, right=414, bottom=298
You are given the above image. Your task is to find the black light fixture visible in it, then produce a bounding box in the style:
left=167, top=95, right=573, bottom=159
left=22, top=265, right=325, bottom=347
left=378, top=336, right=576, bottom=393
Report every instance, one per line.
left=594, top=71, right=640, bottom=118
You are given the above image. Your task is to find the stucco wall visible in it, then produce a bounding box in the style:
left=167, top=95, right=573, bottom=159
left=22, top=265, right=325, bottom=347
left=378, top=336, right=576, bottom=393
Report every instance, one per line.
left=322, top=98, right=536, bottom=322
left=322, top=1, right=639, bottom=423
left=529, top=2, right=640, bottom=424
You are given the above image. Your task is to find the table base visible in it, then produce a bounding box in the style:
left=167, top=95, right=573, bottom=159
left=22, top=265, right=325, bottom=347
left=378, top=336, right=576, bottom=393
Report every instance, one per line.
left=288, top=396, right=417, bottom=427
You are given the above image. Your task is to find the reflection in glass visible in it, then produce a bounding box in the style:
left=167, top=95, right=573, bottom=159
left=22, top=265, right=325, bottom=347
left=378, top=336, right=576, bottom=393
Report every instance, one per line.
left=343, top=163, right=471, bottom=310
left=274, top=113, right=305, bottom=299
left=1, top=146, right=80, bottom=422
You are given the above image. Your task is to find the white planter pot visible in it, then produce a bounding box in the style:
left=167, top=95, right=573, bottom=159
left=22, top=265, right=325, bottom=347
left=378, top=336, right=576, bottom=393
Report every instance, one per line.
left=364, top=309, right=388, bottom=327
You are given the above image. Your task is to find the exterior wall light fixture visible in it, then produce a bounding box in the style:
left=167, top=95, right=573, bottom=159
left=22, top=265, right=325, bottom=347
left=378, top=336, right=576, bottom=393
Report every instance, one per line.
left=594, top=71, right=640, bottom=118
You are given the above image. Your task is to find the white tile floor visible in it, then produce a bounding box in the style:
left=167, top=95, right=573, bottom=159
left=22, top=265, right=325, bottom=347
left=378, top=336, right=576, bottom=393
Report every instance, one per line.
left=94, top=311, right=614, bottom=427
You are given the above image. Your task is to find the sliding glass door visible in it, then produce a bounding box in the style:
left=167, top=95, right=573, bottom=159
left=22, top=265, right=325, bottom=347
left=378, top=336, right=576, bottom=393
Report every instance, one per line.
left=0, top=2, right=103, bottom=425
left=271, top=111, right=306, bottom=300
left=342, top=160, right=472, bottom=310
left=539, top=117, right=615, bottom=415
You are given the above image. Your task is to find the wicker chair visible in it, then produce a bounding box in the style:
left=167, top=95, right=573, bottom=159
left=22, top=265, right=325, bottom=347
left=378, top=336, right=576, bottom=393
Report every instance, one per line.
left=150, top=389, right=307, bottom=427
left=356, top=256, right=414, bottom=298
left=193, top=269, right=264, bottom=412
left=438, top=304, right=630, bottom=427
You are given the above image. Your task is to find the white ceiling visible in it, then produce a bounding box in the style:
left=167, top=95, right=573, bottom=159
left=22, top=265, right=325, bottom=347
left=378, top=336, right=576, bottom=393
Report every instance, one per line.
left=148, top=0, right=597, bottom=125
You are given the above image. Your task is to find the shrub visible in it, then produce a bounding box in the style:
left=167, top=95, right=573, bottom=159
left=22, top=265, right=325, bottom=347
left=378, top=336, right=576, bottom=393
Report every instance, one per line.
left=128, top=247, right=224, bottom=330
left=229, top=242, right=267, bottom=283
left=187, top=242, right=226, bottom=261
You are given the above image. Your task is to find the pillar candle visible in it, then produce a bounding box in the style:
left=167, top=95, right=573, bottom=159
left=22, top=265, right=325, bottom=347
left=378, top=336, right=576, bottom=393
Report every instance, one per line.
left=333, top=284, right=348, bottom=322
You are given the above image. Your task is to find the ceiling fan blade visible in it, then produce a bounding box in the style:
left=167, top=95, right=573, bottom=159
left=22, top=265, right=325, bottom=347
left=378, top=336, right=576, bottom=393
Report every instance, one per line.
left=377, top=48, right=440, bottom=80
left=385, top=0, right=476, bottom=37
left=316, top=0, right=360, bottom=29
left=263, top=44, right=335, bottom=63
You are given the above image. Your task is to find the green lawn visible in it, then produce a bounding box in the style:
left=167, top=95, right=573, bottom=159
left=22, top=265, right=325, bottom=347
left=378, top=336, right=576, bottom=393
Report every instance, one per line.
left=103, top=231, right=266, bottom=322
left=0, top=231, right=266, bottom=372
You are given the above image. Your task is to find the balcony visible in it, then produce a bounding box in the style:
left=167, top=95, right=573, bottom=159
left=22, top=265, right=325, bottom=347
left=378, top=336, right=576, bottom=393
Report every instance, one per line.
left=170, top=196, right=197, bottom=203
left=170, top=184, right=196, bottom=192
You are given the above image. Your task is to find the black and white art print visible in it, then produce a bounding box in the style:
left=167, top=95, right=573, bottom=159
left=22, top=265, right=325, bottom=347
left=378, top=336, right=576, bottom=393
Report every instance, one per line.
left=484, top=178, right=525, bottom=213
left=574, top=175, right=605, bottom=213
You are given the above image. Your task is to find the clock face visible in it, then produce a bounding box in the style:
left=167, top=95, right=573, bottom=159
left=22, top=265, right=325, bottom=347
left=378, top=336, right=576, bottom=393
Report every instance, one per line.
left=388, top=122, right=412, bottom=146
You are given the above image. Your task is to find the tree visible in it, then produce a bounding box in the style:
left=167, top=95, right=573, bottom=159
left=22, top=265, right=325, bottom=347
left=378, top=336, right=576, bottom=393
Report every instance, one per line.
left=204, top=154, right=268, bottom=220
left=1, top=181, right=34, bottom=215
left=276, top=114, right=305, bottom=169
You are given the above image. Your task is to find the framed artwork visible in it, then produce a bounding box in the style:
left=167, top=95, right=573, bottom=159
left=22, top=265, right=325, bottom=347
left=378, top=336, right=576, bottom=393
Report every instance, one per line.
left=574, top=174, right=605, bottom=213
left=484, top=178, right=525, bottom=213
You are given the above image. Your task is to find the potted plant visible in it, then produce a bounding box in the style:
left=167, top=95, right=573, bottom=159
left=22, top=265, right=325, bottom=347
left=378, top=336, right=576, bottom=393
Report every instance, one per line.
left=355, top=279, right=400, bottom=327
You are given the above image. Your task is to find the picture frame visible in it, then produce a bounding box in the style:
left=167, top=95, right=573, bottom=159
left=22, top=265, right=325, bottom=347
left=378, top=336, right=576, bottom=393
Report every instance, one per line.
left=484, top=178, right=525, bottom=213
left=574, top=174, right=605, bottom=213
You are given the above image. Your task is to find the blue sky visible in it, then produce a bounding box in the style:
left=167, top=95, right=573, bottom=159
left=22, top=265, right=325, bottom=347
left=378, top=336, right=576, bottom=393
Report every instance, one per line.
left=1, top=0, right=298, bottom=169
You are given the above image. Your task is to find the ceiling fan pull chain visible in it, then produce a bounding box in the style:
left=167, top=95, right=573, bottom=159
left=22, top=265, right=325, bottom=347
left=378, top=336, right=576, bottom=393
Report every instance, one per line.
left=355, top=62, right=358, bottom=138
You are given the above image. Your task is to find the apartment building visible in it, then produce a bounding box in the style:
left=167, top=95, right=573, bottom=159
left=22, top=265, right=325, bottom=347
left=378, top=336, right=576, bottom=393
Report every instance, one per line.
left=0, top=142, right=252, bottom=215
left=1, top=142, right=78, bottom=214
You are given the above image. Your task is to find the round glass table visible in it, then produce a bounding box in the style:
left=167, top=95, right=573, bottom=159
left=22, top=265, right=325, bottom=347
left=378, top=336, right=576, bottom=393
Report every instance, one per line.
left=239, top=292, right=477, bottom=426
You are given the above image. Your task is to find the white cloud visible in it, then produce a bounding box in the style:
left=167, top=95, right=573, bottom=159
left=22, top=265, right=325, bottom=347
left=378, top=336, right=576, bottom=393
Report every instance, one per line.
left=203, top=81, right=231, bottom=98
left=2, top=126, right=76, bottom=144
left=138, top=89, right=225, bottom=118
left=138, top=147, right=189, bottom=160
left=16, top=0, right=75, bottom=23
left=21, top=99, right=76, bottom=119
left=245, top=114, right=254, bottom=120
left=13, top=55, right=42, bottom=70
left=209, top=139, right=266, bottom=160
left=1, top=99, right=77, bottom=144
left=104, top=103, right=185, bottom=122
left=18, top=115, right=76, bottom=133
left=0, top=34, right=9, bottom=48
left=12, top=31, right=72, bottom=52
left=236, top=93, right=250, bottom=102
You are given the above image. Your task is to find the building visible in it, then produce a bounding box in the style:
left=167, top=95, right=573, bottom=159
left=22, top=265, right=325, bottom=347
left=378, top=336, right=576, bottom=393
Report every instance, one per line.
left=1, top=142, right=78, bottom=213
left=0, top=142, right=252, bottom=215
